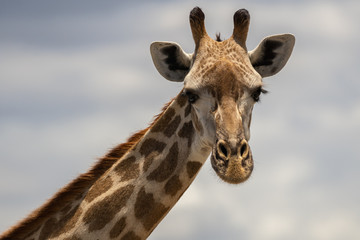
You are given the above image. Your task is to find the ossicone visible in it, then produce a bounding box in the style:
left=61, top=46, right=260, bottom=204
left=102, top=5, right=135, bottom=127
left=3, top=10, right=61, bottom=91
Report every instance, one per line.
left=189, top=7, right=208, bottom=48
left=232, top=9, right=250, bottom=49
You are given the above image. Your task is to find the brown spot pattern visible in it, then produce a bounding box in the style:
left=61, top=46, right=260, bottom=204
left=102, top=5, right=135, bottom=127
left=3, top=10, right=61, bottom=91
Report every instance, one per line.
left=184, top=103, right=192, bottom=117
left=114, top=156, right=140, bottom=182
left=134, top=187, right=170, bottom=231
left=23, top=226, right=41, bottom=240
left=109, top=217, right=126, bottom=239
left=187, top=161, right=202, bottom=179
left=64, top=236, right=81, bottom=240
left=52, top=207, right=83, bottom=238
left=143, top=153, right=155, bottom=173
left=84, top=176, right=113, bottom=203
left=178, top=121, right=195, bottom=147
left=139, top=138, right=166, bottom=157
left=177, top=93, right=187, bottom=107
left=39, top=217, right=57, bottom=240
left=165, top=175, right=183, bottom=196
left=83, top=185, right=134, bottom=232
left=60, top=205, right=72, bottom=216
left=151, top=107, right=176, bottom=133
left=121, top=231, right=141, bottom=240
left=147, top=142, right=179, bottom=182
left=164, top=115, right=181, bottom=138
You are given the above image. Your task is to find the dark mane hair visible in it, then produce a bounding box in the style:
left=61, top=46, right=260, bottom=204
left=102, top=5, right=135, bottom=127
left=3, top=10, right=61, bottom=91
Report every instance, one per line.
left=215, top=33, right=222, bottom=42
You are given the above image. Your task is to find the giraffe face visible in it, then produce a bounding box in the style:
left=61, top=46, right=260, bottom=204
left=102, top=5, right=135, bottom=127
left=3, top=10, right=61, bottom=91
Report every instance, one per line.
left=150, top=7, right=295, bottom=184
left=181, top=41, right=262, bottom=183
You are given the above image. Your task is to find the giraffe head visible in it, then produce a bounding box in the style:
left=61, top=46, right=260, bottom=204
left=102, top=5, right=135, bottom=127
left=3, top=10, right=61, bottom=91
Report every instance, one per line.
left=150, top=7, right=295, bottom=184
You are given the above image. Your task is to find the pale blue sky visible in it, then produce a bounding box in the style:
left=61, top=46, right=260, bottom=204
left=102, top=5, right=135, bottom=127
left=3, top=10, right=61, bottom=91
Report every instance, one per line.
left=1, top=0, right=359, bottom=239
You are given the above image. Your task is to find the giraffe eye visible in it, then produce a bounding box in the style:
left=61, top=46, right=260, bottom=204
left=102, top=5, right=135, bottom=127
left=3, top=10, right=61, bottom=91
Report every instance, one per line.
left=183, top=90, right=199, bottom=104
left=251, top=87, right=268, bottom=102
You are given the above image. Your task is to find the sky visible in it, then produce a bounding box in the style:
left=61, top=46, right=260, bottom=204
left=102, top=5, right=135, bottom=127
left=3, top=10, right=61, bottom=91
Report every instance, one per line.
left=1, top=0, right=359, bottom=239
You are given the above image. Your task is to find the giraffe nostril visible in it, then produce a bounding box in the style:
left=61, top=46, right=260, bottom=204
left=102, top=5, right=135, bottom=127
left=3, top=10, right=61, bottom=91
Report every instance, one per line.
left=219, top=143, right=228, bottom=157
left=239, top=139, right=249, bottom=159
left=216, top=140, right=230, bottom=160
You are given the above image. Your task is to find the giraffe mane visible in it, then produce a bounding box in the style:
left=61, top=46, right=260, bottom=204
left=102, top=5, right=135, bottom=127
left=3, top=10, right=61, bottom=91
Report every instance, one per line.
left=0, top=99, right=174, bottom=239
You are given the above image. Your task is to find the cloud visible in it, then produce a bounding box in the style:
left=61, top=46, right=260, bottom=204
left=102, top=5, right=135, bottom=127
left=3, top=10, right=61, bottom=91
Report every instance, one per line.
left=1, top=0, right=360, bottom=239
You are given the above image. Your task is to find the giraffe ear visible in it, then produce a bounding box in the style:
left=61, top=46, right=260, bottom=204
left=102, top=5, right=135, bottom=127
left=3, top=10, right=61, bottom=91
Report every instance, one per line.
left=150, top=41, right=192, bottom=82
left=249, top=34, right=295, bottom=78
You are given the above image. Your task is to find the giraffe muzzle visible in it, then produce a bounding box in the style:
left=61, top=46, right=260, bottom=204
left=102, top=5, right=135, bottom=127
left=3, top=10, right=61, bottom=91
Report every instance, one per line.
left=211, top=138, right=253, bottom=184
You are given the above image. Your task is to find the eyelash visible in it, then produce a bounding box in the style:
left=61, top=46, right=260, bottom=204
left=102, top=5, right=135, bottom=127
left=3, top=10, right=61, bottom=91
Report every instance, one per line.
left=251, top=87, right=268, bottom=102
left=183, top=90, right=199, bottom=104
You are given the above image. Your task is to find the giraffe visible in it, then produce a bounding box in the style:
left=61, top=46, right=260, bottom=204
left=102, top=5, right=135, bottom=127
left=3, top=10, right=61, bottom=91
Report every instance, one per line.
left=0, top=7, right=295, bottom=240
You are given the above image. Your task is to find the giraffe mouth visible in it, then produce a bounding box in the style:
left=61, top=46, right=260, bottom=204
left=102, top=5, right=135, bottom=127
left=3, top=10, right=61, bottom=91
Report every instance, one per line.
left=210, top=139, right=254, bottom=184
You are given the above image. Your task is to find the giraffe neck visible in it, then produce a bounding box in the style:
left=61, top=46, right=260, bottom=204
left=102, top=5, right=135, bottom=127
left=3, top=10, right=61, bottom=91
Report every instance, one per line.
left=15, top=92, right=211, bottom=240
left=70, top=92, right=211, bottom=239
left=1, top=124, right=146, bottom=240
